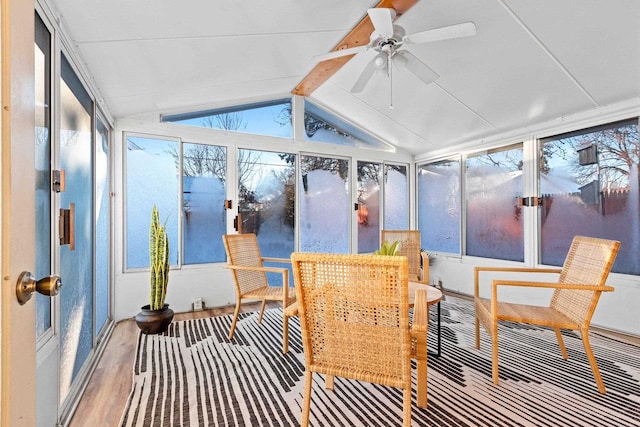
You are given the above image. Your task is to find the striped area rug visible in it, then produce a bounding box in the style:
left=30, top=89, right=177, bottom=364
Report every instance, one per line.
left=119, top=298, right=640, bottom=426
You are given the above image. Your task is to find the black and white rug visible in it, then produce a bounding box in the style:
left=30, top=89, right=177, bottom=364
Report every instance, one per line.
left=120, top=298, right=640, bottom=426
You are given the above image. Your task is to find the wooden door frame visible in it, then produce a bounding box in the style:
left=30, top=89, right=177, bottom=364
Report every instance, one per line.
left=1, top=0, right=37, bottom=425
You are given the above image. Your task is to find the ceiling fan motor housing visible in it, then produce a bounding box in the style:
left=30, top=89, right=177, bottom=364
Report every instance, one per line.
left=370, top=24, right=406, bottom=52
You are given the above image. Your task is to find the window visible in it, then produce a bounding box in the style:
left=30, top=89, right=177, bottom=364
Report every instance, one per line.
left=417, top=158, right=461, bottom=254
left=161, top=99, right=292, bottom=138
left=299, top=154, right=350, bottom=253
left=125, top=135, right=180, bottom=268
left=466, top=144, right=524, bottom=261
left=383, top=164, right=409, bottom=230
left=183, top=143, right=227, bottom=264
left=95, top=117, right=110, bottom=335
left=355, top=162, right=408, bottom=253
left=357, top=161, right=381, bottom=253
left=237, top=149, right=295, bottom=258
left=304, top=102, right=390, bottom=150
left=60, top=52, right=95, bottom=395
left=35, top=13, right=52, bottom=338
left=126, top=135, right=229, bottom=267
left=539, top=119, right=640, bottom=274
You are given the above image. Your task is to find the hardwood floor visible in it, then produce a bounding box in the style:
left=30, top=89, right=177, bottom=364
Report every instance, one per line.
left=69, top=301, right=276, bottom=427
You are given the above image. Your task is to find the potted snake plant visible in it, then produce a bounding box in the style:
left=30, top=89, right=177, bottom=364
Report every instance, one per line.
left=135, top=206, right=174, bottom=334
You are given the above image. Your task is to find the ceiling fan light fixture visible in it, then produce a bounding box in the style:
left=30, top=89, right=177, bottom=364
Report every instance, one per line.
left=373, top=54, right=387, bottom=69
left=393, top=52, right=408, bottom=69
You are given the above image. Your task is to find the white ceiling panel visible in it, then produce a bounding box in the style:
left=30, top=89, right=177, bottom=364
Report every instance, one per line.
left=48, top=0, right=640, bottom=155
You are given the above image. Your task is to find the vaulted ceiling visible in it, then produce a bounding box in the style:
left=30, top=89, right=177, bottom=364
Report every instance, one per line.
left=49, top=0, right=640, bottom=155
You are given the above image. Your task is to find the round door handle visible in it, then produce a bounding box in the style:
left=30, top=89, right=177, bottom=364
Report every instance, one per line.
left=16, top=271, right=62, bottom=305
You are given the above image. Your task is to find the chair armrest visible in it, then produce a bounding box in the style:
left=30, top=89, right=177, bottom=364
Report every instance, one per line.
left=262, top=256, right=291, bottom=264
left=411, top=289, right=429, bottom=332
left=475, top=266, right=562, bottom=274
left=283, top=301, right=298, bottom=317
left=492, top=280, right=614, bottom=292
left=474, top=266, right=562, bottom=298
left=224, top=264, right=288, bottom=275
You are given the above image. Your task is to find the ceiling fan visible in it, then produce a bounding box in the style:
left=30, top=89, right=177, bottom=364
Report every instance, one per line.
left=315, top=8, right=476, bottom=106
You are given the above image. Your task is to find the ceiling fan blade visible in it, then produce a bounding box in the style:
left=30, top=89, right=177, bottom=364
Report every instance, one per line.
left=351, top=56, right=379, bottom=93
left=314, top=45, right=367, bottom=62
left=367, top=8, right=396, bottom=37
left=404, top=22, right=476, bottom=45
left=395, top=51, right=439, bottom=85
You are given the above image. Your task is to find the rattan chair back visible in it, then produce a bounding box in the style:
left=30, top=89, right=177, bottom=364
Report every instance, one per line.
left=381, top=230, right=423, bottom=282
left=291, top=252, right=414, bottom=426
left=553, top=236, right=620, bottom=325
left=223, top=233, right=268, bottom=295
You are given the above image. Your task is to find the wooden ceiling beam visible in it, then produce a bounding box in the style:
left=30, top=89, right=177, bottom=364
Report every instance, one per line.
left=291, top=0, right=419, bottom=97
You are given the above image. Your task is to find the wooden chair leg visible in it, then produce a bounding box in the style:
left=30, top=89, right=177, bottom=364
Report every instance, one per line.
left=402, top=388, right=411, bottom=427
left=325, top=375, right=334, bottom=390
left=416, top=358, right=428, bottom=408
left=257, top=299, right=267, bottom=323
left=581, top=328, right=606, bottom=394
left=229, top=299, right=242, bottom=340
left=282, top=312, right=289, bottom=354
left=301, top=371, right=313, bottom=427
left=475, top=317, right=481, bottom=349
left=554, top=327, right=568, bottom=359
left=491, top=324, right=499, bottom=385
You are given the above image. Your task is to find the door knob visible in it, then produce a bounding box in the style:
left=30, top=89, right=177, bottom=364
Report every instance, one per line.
left=16, top=271, right=62, bottom=305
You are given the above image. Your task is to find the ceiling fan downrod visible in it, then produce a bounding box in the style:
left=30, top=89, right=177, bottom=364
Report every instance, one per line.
left=388, top=50, right=394, bottom=110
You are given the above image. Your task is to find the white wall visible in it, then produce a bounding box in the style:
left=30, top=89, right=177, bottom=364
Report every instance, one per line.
left=112, top=114, right=413, bottom=322
left=114, top=264, right=236, bottom=322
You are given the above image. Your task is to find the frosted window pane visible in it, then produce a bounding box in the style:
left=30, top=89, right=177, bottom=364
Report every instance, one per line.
left=35, top=14, right=52, bottom=337
left=126, top=135, right=179, bottom=268
left=300, top=155, right=349, bottom=253
left=59, top=54, right=94, bottom=399
left=466, top=145, right=524, bottom=261
left=384, top=164, right=408, bottom=230
left=540, top=119, right=640, bottom=274
left=417, top=159, right=461, bottom=254
left=304, top=102, right=389, bottom=149
left=237, top=150, right=294, bottom=255
left=357, top=162, right=380, bottom=253
left=183, top=143, right=227, bottom=264
left=95, top=118, right=109, bottom=336
left=162, top=100, right=292, bottom=139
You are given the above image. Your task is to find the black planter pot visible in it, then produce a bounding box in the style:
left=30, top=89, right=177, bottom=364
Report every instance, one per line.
left=135, top=304, right=174, bottom=334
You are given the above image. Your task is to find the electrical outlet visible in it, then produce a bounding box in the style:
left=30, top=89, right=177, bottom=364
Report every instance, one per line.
left=193, top=297, right=203, bottom=311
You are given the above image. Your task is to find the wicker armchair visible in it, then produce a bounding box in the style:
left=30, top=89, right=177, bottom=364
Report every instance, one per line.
left=291, top=253, right=429, bottom=427
left=222, top=233, right=296, bottom=353
left=381, top=230, right=429, bottom=284
left=474, top=235, right=620, bottom=393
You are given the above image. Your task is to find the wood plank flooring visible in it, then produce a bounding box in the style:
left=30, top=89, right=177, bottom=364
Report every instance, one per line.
left=69, top=301, right=276, bottom=427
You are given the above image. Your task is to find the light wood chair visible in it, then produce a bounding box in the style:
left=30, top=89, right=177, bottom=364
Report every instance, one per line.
left=474, top=235, right=620, bottom=393
left=222, top=233, right=296, bottom=353
left=381, top=230, right=430, bottom=284
left=291, top=253, right=429, bottom=427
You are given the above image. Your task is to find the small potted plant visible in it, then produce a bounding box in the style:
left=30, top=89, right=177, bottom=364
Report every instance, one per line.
left=375, top=240, right=401, bottom=256
left=135, top=206, right=174, bottom=334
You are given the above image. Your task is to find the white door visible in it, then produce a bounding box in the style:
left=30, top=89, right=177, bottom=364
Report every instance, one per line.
left=1, top=0, right=39, bottom=425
